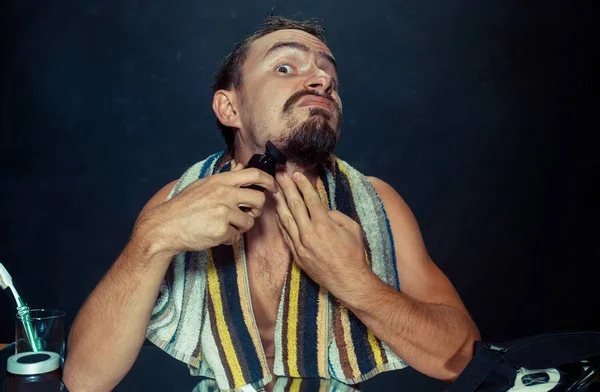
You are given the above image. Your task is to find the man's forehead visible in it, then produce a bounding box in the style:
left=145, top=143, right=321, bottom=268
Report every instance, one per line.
left=249, top=29, right=334, bottom=59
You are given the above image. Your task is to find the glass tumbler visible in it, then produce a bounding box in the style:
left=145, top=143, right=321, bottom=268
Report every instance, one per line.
left=15, top=309, right=66, bottom=361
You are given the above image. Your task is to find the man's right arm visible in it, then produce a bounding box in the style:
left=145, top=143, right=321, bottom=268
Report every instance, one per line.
left=63, top=164, right=278, bottom=391
left=63, top=180, right=177, bottom=392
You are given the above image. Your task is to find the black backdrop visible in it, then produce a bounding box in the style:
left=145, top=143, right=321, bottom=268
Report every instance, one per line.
left=1, top=0, right=598, bottom=382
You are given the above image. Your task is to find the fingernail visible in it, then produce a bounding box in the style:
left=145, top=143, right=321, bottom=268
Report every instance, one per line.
left=276, top=172, right=284, bottom=181
left=293, top=172, right=301, bottom=182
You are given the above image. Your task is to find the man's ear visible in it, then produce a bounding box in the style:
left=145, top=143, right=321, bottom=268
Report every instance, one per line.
left=212, top=90, right=242, bottom=129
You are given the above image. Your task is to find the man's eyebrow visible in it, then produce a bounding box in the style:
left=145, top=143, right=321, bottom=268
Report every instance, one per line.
left=262, top=41, right=338, bottom=75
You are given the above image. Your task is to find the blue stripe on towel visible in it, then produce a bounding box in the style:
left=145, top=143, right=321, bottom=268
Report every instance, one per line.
left=199, top=152, right=223, bottom=179
left=348, top=311, right=375, bottom=374
left=382, top=211, right=400, bottom=291
left=301, top=273, right=320, bottom=377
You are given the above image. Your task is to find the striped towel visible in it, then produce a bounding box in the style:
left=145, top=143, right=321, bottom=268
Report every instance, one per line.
left=146, top=151, right=408, bottom=391
left=191, top=376, right=361, bottom=392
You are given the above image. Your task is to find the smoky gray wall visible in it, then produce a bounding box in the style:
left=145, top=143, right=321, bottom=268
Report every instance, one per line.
left=1, top=0, right=597, bottom=382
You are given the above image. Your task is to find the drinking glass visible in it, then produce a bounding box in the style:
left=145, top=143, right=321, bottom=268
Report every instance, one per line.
left=15, top=309, right=66, bottom=360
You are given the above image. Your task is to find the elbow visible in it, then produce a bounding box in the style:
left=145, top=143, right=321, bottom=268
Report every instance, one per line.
left=62, top=361, right=80, bottom=392
left=63, top=358, right=114, bottom=392
left=63, top=350, right=95, bottom=392
left=63, top=333, right=80, bottom=390
left=439, top=330, right=480, bottom=382
left=63, top=340, right=112, bottom=392
left=63, top=358, right=89, bottom=392
left=63, top=330, right=86, bottom=391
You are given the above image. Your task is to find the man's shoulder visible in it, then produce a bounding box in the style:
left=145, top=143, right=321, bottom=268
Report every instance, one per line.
left=365, top=176, right=393, bottom=196
left=141, top=180, right=179, bottom=214
left=364, top=176, right=412, bottom=221
left=365, top=175, right=380, bottom=185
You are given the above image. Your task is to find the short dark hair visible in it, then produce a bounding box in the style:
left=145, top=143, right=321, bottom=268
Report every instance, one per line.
left=211, top=15, right=328, bottom=152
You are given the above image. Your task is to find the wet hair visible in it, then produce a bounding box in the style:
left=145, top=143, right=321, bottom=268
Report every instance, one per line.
left=211, top=14, right=328, bottom=152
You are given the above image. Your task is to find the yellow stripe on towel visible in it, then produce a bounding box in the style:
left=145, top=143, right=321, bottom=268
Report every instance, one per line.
left=207, top=253, right=245, bottom=386
left=367, top=330, right=384, bottom=366
left=316, top=286, right=328, bottom=377
left=286, top=262, right=302, bottom=377
left=316, top=174, right=330, bottom=210
left=289, top=378, right=303, bottom=392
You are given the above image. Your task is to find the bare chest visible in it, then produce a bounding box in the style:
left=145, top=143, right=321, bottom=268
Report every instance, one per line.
left=245, top=242, right=291, bottom=356
left=246, top=245, right=291, bottom=313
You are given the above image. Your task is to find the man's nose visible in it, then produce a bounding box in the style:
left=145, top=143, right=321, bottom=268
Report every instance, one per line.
left=304, top=69, right=334, bottom=95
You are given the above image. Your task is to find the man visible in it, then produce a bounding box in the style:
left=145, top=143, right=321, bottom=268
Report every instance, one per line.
left=64, top=15, right=480, bottom=392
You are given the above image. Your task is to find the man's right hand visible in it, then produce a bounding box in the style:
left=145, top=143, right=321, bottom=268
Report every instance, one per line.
left=64, top=162, right=278, bottom=392
left=133, top=162, right=278, bottom=256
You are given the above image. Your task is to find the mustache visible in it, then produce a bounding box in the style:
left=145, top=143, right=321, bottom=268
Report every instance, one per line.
left=282, top=89, right=341, bottom=115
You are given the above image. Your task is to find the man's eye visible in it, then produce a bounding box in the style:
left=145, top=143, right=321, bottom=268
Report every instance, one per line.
left=276, top=65, right=293, bottom=74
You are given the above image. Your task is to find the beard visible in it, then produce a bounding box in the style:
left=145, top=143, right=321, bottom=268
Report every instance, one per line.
left=277, top=91, right=343, bottom=167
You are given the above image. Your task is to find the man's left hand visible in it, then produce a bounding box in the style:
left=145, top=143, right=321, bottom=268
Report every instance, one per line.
left=272, top=171, right=373, bottom=300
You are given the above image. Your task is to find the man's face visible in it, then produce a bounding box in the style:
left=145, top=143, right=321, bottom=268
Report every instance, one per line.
left=237, top=29, right=343, bottom=166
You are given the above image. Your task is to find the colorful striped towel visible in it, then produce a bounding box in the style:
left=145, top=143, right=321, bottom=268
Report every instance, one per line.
left=191, top=376, right=361, bottom=392
left=146, top=151, right=407, bottom=391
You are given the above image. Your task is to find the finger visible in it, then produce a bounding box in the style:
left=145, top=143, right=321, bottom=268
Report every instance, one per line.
left=222, top=225, right=242, bottom=245
left=231, top=162, right=244, bottom=171
left=241, top=207, right=261, bottom=219
left=275, top=171, right=311, bottom=231
left=272, top=191, right=302, bottom=248
left=272, top=182, right=301, bottom=245
left=291, top=172, right=328, bottom=221
left=275, top=213, right=300, bottom=261
left=227, top=167, right=279, bottom=194
left=227, top=207, right=255, bottom=233
left=230, top=188, right=267, bottom=217
left=274, top=213, right=291, bottom=245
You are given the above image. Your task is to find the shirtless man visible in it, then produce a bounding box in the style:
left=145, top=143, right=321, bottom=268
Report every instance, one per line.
left=64, top=16, right=480, bottom=391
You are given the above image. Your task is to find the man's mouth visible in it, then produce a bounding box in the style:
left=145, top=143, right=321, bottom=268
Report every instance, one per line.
left=297, top=96, right=334, bottom=112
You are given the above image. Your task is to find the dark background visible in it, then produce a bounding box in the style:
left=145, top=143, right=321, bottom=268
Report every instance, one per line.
left=1, top=0, right=598, bottom=388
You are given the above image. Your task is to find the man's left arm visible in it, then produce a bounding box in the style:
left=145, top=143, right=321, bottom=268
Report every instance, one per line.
left=272, top=172, right=480, bottom=382
left=343, top=176, right=481, bottom=382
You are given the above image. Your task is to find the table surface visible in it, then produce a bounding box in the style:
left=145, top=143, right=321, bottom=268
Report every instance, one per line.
left=0, top=344, right=447, bottom=391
